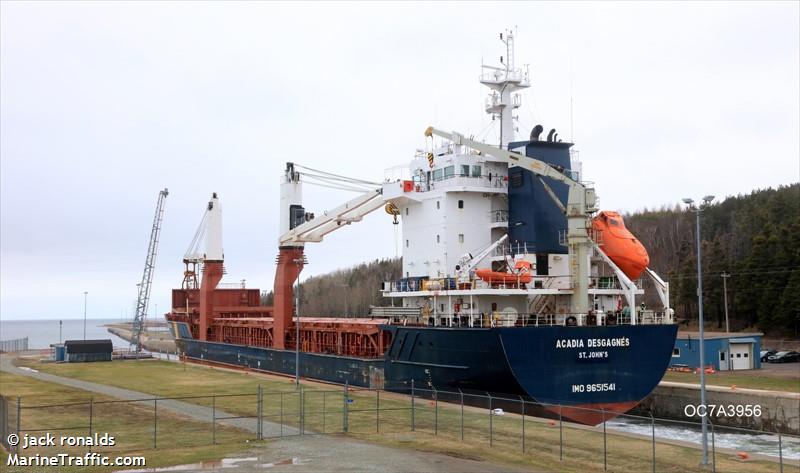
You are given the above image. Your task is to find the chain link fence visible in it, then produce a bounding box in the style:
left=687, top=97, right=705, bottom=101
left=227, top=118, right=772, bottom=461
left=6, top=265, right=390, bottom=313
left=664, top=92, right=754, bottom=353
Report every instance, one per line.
left=1, top=384, right=798, bottom=472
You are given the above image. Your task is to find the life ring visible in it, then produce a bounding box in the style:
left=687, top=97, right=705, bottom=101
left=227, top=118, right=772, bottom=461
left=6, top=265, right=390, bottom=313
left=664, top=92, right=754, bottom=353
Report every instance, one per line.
left=565, top=316, right=578, bottom=327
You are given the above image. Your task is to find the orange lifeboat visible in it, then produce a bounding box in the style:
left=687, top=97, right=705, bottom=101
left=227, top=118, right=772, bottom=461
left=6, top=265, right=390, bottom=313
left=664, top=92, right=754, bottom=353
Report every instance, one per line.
left=476, top=261, right=533, bottom=286
left=592, top=211, right=649, bottom=280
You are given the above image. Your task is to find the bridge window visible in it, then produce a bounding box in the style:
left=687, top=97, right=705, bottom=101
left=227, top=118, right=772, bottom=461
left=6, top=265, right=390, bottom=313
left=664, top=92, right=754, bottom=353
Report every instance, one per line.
left=472, top=165, right=482, bottom=177
left=458, top=200, right=464, bottom=209
left=461, top=165, right=470, bottom=176
left=444, top=166, right=455, bottom=178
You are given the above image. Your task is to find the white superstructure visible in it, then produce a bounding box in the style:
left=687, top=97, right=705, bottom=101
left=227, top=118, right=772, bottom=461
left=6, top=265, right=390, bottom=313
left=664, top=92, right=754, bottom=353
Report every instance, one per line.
left=377, top=30, right=672, bottom=329
left=277, top=30, right=673, bottom=330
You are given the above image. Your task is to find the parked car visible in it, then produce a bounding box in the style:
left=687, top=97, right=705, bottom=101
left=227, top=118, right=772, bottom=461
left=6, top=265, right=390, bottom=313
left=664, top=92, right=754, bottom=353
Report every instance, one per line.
left=766, top=351, right=800, bottom=363
left=760, top=350, right=777, bottom=362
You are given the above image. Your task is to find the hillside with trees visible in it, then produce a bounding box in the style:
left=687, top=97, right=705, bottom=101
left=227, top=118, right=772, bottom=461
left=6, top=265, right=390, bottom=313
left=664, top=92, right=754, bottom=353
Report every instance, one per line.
left=265, top=184, right=798, bottom=336
left=626, top=183, right=799, bottom=336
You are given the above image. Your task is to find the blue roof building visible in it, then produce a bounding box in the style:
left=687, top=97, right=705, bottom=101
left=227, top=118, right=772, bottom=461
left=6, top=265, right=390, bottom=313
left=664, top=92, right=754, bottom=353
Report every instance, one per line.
left=669, top=332, right=762, bottom=371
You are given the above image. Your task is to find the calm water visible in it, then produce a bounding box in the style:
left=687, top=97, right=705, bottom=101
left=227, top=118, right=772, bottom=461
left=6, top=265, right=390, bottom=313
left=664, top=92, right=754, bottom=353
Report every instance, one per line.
left=0, top=318, right=129, bottom=348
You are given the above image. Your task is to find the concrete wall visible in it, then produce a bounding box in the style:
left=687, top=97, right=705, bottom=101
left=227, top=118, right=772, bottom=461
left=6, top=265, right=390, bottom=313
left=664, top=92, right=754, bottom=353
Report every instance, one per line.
left=632, top=381, right=799, bottom=435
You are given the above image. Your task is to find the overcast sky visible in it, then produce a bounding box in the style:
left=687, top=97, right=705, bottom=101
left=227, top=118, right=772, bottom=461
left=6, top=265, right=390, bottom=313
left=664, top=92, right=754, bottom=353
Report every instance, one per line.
left=2, top=1, right=798, bottom=321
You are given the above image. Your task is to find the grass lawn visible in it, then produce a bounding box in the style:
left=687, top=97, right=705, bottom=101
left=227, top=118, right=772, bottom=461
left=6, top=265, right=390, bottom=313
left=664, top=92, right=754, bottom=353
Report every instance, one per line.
left=0, top=370, right=257, bottom=473
left=9, top=356, right=797, bottom=473
left=663, top=370, right=800, bottom=392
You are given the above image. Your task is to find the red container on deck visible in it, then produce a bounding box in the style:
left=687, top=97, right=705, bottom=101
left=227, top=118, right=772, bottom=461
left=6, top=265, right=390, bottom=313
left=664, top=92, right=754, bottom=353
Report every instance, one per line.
left=403, top=180, right=414, bottom=192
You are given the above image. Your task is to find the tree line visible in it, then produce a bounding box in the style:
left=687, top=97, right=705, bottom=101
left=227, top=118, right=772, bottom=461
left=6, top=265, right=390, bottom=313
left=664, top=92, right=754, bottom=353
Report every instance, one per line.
left=626, top=183, right=798, bottom=336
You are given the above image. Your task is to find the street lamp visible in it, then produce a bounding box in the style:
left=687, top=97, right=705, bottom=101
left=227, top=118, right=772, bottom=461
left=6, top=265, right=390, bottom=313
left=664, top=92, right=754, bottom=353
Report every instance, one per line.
left=83, top=291, right=88, bottom=340
left=683, top=195, right=714, bottom=466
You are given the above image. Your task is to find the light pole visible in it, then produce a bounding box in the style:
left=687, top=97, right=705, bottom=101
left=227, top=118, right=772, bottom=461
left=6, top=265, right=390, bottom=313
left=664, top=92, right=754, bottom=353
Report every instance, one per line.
left=683, top=195, right=714, bottom=466
left=721, top=272, right=730, bottom=333
left=83, top=291, right=88, bottom=340
left=59, top=320, right=63, bottom=344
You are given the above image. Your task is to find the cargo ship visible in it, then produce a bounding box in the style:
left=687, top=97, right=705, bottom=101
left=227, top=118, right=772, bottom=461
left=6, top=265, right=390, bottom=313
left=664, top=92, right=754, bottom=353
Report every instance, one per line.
left=166, top=30, right=678, bottom=425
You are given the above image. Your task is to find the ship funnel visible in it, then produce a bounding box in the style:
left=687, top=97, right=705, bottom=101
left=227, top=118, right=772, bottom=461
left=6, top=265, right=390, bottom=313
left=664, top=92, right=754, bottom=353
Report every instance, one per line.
left=547, top=128, right=556, bottom=142
left=530, top=124, right=543, bottom=141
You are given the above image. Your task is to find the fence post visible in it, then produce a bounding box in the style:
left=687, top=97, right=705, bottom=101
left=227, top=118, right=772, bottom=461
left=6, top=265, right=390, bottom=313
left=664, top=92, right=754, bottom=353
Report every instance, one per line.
left=280, top=392, right=284, bottom=437
left=300, top=385, right=305, bottom=436
left=343, top=381, right=349, bottom=433
left=212, top=394, right=216, bottom=445
left=15, top=397, right=21, bottom=453
left=459, top=389, right=464, bottom=442
left=602, top=408, right=607, bottom=471
left=559, top=405, right=563, bottom=462
left=650, top=413, right=655, bottom=473
left=322, top=392, right=326, bottom=434
left=488, top=393, right=493, bottom=447
left=709, top=420, right=716, bottom=473
left=520, top=396, right=525, bottom=453
left=778, top=433, right=783, bottom=473
left=88, top=399, right=94, bottom=436
left=434, top=387, right=438, bottom=436
left=376, top=389, right=380, bottom=433
left=411, top=380, right=415, bottom=432
left=153, top=398, right=158, bottom=449
left=257, top=385, right=263, bottom=440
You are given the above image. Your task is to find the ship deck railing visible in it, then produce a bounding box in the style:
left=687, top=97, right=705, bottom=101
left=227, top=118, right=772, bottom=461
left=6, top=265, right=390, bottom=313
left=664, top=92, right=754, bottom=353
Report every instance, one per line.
left=383, top=275, right=643, bottom=293
left=389, top=310, right=673, bottom=329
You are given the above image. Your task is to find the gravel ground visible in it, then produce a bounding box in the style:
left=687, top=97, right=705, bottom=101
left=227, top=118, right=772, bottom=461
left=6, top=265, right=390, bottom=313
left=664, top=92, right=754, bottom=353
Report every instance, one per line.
left=1, top=355, right=534, bottom=472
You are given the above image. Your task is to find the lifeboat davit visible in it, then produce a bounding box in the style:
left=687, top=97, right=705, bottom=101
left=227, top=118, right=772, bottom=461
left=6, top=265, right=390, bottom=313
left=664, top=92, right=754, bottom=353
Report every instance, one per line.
left=592, top=211, right=649, bottom=280
left=476, top=261, right=533, bottom=286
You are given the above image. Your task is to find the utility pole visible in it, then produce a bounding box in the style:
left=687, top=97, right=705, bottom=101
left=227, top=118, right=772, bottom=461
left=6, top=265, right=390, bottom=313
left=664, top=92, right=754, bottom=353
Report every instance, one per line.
left=683, top=195, right=715, bottom=466
left=721, top=272, right=730, bottom=333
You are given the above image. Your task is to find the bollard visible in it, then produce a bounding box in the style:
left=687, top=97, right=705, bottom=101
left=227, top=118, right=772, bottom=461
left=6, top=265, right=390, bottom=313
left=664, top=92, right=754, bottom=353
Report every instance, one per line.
left=411, top=380, right=415, bottom=432
left=212, top=395, right=216, bottom=444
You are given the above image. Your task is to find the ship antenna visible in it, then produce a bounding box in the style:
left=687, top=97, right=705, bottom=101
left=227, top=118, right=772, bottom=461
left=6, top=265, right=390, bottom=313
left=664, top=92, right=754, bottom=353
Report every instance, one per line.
left=480, top=29, right=530, bottom=148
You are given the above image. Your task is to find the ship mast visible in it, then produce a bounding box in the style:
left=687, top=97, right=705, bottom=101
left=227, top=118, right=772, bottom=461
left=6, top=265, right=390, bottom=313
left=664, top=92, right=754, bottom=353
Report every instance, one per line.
left=481, top=29, right=530, bottom=148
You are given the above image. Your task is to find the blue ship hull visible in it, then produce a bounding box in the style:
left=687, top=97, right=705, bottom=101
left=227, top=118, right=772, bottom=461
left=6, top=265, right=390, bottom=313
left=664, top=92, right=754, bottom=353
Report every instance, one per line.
left=172, top=323, right=678, bottom=423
